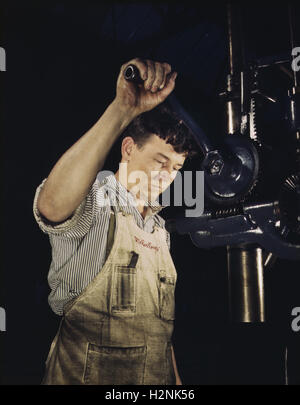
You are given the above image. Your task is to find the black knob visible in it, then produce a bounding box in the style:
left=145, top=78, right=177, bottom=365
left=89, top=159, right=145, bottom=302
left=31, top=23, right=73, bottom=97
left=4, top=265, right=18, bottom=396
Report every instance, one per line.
left=123, top=64, right=144, bottom=84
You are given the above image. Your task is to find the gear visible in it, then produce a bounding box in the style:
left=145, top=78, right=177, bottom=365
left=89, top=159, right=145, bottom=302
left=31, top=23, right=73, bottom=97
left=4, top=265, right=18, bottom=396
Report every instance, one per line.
left=204, top=135, right=262, bottom=207
left=249, top=97, right=261, bottom=145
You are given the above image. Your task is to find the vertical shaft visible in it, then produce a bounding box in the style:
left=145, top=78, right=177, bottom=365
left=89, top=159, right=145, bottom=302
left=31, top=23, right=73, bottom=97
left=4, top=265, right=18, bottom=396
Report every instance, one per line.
left=227, top=244, right=265, bottom=323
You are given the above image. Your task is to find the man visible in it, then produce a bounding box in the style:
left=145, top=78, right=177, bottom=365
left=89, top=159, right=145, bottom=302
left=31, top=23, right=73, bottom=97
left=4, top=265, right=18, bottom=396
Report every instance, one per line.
left=33, top=58, right=197, bottom=385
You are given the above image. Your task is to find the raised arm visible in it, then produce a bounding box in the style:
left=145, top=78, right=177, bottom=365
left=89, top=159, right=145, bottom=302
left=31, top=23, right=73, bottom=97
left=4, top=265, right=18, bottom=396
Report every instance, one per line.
left=37, top=58, right=177, bottom=223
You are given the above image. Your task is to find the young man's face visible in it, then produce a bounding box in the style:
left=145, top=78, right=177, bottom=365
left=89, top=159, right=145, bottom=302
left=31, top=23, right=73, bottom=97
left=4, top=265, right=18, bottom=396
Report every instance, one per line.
left=119, top=134, right=186, bottom=201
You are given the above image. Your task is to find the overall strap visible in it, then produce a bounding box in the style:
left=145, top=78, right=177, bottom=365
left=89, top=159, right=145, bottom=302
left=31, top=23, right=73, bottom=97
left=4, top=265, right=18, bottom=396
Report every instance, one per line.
left=105, top=207, right=116, bottom=262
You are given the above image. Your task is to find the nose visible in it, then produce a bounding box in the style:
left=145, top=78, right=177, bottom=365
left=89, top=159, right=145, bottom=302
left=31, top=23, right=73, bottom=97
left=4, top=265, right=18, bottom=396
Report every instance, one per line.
left=165, top=161, right=174, bottom=173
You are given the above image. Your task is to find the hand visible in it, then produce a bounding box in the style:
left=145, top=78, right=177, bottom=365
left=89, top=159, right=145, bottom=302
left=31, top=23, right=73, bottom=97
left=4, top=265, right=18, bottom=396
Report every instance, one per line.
left=114, top=57, right=177, bottom=119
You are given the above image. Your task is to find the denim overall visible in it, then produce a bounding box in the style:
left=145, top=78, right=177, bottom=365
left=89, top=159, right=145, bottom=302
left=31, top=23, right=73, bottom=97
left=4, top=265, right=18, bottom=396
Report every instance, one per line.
left=42, top=201, right=177, bottom=385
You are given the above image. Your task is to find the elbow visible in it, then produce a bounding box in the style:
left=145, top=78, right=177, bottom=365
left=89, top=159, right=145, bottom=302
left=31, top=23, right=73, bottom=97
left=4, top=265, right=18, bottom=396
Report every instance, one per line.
left=37, top=194, right=70, bottom=223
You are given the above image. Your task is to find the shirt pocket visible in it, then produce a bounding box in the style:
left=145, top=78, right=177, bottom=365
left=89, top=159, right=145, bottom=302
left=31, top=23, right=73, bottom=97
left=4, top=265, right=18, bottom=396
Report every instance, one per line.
left=110, top=265, right=137, bottom=315
left=158, top=270, right=176, bottom=321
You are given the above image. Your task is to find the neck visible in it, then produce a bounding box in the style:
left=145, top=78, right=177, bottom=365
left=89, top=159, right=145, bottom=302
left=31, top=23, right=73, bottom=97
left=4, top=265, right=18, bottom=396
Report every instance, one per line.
left=114, top=170, right=148, bottom=218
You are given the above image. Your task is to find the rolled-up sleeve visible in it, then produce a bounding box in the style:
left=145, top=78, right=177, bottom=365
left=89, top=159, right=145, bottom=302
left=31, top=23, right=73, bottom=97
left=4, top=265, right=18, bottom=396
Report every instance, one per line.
left=33, top=177, right=107, bottom=238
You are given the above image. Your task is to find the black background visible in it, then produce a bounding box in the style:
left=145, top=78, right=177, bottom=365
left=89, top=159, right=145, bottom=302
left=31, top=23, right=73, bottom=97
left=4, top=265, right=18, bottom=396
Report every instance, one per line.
left=0, top=0, right=300, bottom=385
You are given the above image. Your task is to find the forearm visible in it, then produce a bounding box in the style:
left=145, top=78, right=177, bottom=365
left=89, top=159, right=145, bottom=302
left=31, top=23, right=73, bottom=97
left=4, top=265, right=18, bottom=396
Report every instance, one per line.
left=171, top=345, right=182, bottom=385
left=37, top=100, right=132, bottom=222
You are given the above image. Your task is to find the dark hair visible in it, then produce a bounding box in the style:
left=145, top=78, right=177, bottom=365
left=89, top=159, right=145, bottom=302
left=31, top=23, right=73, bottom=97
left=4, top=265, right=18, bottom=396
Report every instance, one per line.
left=121, top=102, right=199, bottom=160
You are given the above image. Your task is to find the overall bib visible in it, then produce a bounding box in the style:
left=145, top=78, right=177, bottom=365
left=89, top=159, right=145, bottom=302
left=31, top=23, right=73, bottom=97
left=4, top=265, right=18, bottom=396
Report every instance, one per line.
left=42, top=203, right=177, bottom=385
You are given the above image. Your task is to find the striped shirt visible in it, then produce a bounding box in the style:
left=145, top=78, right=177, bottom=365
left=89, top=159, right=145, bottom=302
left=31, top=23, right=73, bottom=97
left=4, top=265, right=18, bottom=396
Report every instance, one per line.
left=33, top=173, right=170, bottom=315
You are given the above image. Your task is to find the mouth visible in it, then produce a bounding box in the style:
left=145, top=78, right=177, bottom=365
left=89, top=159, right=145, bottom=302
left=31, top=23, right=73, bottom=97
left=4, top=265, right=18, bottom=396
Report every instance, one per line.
left=150, top=177, right=170, bottom=192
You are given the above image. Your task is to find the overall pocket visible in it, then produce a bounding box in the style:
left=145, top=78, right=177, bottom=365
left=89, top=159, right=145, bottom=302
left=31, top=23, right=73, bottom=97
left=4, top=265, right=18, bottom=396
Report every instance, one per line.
left=83, top=343, right=146, bottom=385
left=158, top=270, right=176, bottom=321
left=111, top=265, right=137, bottom=314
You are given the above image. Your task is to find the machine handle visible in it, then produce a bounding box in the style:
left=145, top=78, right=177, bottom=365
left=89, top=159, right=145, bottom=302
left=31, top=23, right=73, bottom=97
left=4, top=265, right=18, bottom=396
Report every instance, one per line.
left=123, top=64, right=144, bottom=84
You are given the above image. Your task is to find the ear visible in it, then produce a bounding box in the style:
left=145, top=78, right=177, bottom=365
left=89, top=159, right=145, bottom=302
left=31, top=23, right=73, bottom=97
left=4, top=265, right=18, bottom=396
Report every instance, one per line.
left=121, top=137, right=136, bottom=161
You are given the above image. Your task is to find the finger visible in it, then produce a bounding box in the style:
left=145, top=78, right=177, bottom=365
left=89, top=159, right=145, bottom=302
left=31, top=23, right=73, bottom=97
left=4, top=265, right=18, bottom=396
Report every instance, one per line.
left=122, top=58, right=148, bottom=81
left=151, top=62, right=165, bottom=92
left=159, top=63, right=172, bottom=90
left=157, top=71, right=177, bottom=99
left=144, top=60, right=156, bottom=91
